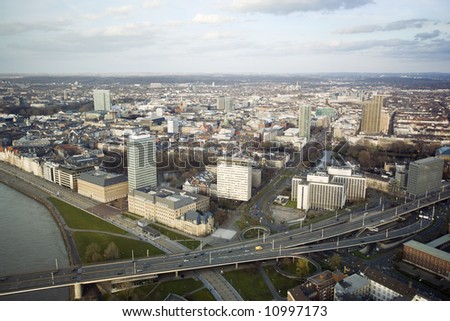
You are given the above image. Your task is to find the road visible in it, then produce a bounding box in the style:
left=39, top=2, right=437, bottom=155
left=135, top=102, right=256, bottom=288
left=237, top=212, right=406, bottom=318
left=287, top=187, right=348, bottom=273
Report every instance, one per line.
left=1, top=160, right=449, bottom=298
left=1, top=188, right=446, bottom=297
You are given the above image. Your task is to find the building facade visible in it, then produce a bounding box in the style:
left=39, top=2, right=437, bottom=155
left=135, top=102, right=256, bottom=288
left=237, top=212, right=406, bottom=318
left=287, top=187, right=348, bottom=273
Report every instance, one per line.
left=361, top=95, right=383, bottom=134
left=216, top=157, right=252, bottom=201
left=78, top=170, right=128, bottom=203
left=406, top=157, right=444, bottom=196
left=127, top=134, right=157, bottom=193
left=298, top=103, right=311, bottom=140
left=128, top=186, right=213, bottom=236
left=54, top=164, right=94, bottom=191
left=93, top=89, right=111, bottom=111
left=403, top=237, right=450, bottom=279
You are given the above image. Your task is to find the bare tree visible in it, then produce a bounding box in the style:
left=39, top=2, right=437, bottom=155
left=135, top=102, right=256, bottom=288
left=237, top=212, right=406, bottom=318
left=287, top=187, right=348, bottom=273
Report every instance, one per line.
left=104, top=242, right=120, bottom=260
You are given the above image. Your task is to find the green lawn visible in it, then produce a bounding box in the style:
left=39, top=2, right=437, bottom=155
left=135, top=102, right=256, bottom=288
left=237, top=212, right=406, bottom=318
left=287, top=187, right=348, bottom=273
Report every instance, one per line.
left=148, top=223, right=200, bottom=250
left=277, top=258, right=317, bottom=277
left=263, top=265, right=300, bottom=297
left=105, top=278, right=210, bottom=301
left=185, top=288, right=216, bottom=301
left=222, top=268, right=273, bottom=301
left=284, top=200, right=297, bottom=208
left=48, top=197, right=127, bottom=234
left=73, top=231, right=164, bottom=263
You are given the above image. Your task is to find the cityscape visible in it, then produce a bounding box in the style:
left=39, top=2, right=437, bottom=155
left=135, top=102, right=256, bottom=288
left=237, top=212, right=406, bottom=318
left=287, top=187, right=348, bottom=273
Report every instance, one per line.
left=0, top=73, right=449, bottom=301
left=0, top=0, right=450, bottom=305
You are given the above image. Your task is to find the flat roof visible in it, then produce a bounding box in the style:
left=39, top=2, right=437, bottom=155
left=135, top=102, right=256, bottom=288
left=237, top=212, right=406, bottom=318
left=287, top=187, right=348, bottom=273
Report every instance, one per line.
left=80, top=170, right=127, bottom=186
left=426, top=234, right=450, bottom=249
left=404, top=239, right=450, bottom=262
left=412, top=157, right=443, bottom=165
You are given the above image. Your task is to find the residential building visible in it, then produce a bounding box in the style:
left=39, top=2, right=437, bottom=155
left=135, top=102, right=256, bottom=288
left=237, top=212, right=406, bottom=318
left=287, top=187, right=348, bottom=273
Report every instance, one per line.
left=78, top=170, right=128, bottom=203
left=334, top=274, right=370, bottom=301
left=288, top=271, right=345, bottom=301
left=406, top=157, right=444, bottom=196
left=361, top=95, right=383, bottom=134
left=216, top=157, right=252, bottom=201
left=127, top=134, right=157, bottom=193
left=93, top=89, right=111, bottom=111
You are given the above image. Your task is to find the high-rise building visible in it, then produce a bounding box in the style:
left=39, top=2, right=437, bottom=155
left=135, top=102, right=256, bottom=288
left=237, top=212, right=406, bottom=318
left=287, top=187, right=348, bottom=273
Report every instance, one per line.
left=167, top=118, right=179, bottom=134
left=127, top=134, right=157, bottom=193
left=217, top=97, right=234, bottom=113
left=406, top=157, right=444, bottom=196
left=93, top=89, right=111, bottom=111
left=216, top=157, right=252, bottom=201
left=298, top=103, right=311, bottom=140
left=361, top=95, right=383, bottom=134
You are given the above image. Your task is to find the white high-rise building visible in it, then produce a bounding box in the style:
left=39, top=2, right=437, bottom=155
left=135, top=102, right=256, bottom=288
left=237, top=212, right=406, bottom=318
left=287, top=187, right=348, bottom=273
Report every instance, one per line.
left=127, top=134, right=157, bottom=193
left=167, top=118, right=179, bottom=134
left=298, top=103, right=311, bottom=140
left=216, top=157, right=252, bottom=201
left=93, top=89, right=111, bottom=111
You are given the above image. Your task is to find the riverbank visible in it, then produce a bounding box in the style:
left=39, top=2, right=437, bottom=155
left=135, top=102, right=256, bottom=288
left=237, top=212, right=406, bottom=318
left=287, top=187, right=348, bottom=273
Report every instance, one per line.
left=0, top=168, right=80, bottom=267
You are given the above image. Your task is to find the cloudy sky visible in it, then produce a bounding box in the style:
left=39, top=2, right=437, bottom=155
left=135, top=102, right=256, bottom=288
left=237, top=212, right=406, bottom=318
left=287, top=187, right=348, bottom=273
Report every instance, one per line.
left=1, top=0, right=449, bottom=74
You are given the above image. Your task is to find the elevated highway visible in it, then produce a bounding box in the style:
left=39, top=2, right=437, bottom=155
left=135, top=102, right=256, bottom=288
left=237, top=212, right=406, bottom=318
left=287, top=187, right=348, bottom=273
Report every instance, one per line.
left=1, top=186, right=448, bottom=298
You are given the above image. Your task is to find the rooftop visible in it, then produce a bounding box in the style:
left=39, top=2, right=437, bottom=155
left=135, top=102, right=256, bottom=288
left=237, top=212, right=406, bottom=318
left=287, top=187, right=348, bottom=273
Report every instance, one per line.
left=79, top=170, right=127, bottom=187
left=134, top=186, right=208, bottom=210
left=404, top=239, right=450, bottom=262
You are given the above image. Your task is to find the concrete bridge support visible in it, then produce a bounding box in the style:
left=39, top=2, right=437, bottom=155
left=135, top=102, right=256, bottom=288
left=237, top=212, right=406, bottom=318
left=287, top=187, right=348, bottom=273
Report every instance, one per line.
left=73, top=283, right=83, bottom=300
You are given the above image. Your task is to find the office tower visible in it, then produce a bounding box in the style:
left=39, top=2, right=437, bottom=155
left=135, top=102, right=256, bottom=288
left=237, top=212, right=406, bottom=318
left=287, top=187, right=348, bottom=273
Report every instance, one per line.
left=217, top=96, right=234, bottom=112
left=127, top=134, right=157, bottom=193
left=216, top=157, right=252, bottom=201
left=406, top=157, right=444, bottom=196
left=93, top=89, right=111, bottom=111
left=361, top=95, right=383, bottom=134
left=298, top=103, right=311, bottom=140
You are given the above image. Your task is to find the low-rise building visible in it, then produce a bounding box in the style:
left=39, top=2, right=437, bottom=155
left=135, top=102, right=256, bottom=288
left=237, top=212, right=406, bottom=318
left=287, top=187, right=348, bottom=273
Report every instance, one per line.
left=78, top=170, right=128, bottom=203
left=128, top=186, right=213, bottom=236
left=403, top=235, right=450, bottom=279
left=55, top=164, right=95, bottom=191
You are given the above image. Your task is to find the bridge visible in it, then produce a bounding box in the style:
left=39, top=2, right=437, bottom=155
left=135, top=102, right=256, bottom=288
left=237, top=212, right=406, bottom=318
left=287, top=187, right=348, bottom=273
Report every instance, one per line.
left=1, top=187, right=449, bottom=298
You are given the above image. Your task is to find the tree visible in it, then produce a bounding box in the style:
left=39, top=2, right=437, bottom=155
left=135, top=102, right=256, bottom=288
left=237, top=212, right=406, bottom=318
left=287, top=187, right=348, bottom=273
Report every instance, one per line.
left=296, top=258, right=310, bottom=277
left=85, top=242, right=102, bottom=263
left=104, top=242, right=120, bottom=260
left=329, top=253, right=342, bottom=271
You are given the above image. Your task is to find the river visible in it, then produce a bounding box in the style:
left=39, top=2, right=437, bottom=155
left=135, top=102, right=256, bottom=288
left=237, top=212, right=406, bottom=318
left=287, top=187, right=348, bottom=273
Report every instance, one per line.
left=0, top=183, right=70, bottom=300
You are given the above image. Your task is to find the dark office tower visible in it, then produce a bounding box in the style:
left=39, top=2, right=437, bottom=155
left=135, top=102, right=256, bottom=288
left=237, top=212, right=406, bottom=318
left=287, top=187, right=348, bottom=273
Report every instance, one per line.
left=361, top=95, right=383, bottom=134
left=406, top=157, right=444, bottom=196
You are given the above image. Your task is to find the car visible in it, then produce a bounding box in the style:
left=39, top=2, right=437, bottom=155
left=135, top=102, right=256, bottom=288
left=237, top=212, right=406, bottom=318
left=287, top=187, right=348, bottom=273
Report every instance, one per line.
left=227, top=250, right=233, bottom=253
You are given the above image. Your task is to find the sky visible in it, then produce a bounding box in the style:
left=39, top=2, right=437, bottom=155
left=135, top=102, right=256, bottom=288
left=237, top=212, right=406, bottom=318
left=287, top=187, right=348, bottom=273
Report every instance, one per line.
left=1, top=0, right=450, bottom=74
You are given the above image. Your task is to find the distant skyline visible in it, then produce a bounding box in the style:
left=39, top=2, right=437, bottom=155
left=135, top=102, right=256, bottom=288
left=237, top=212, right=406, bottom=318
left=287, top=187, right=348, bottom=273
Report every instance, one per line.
left=1, top=0, right=449, bottom=74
